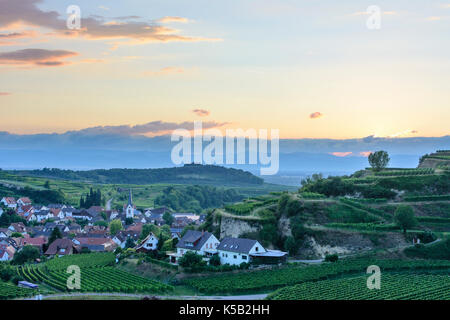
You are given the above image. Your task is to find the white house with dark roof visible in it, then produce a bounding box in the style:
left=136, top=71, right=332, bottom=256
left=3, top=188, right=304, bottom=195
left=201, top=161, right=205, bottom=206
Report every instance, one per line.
left=169, top=230, right=220, bottom=264
left=217, top=237, right=266, bottom=266
left=135, top=232, right=159, bottom=252
left=217, top=237, right=288, bottom=266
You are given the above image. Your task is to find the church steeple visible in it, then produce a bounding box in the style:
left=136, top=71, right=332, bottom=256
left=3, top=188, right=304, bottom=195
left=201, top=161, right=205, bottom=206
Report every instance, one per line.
left=128, top=189, right=133, bottom=206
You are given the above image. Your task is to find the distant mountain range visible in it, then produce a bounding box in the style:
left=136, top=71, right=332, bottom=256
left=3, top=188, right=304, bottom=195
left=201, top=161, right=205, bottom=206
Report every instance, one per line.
left=0, top=131, right=448, bottom=176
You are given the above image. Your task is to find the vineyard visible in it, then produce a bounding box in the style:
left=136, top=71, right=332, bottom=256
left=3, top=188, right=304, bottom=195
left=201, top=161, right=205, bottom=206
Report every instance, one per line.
left=404, top=195, right=450, bottom=202
left=183, top=259, right=450, bottom=294
left=15, top=253, right=173, bottom=294
left=267, top=274, right=450, bottom=300
left=374, top=168, right=434, bottom=177
left=0, top=281, right=36, bottom=300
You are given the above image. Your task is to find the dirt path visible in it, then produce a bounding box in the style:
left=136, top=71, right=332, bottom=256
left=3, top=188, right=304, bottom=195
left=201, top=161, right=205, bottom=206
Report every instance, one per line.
left=25, top=292, right=268, bottom=301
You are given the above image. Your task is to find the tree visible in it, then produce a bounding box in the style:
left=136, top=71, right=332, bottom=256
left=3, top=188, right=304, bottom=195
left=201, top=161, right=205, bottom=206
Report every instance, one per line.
left=48, top=227, right=62, bottom=246
left=12, top=245, right=40, bottom=265
left=140, top=224, right=159, bottom=240
left=209, top=254, right=221, bottom=266
left=394, top=205, right=417, bottom=234
left=162, top=212, right=174, bottom=226
left=178, top=251, right=206, bottom=269
left=11, top=232, right=23, bottom=238
left=284, top=236, right=298, bottom=255
left=368, top=151, right=390, bottom=172
left=0, top=263, right=15, bottom=281
left=109, top=219, right=123, bottom=236
left=44, top=181, right=50, bottom=189
left=125, top=217, right=134, bottom=225
left=125, top=237, right=136, bottom=249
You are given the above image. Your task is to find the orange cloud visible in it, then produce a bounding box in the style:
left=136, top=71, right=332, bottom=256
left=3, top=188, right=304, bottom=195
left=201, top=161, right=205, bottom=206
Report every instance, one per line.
left=158, top=17, right=190, bottom=23
left=0, top=0, right=220, bottom=47
left=142, top=66, right=184, bottom=76
left=192, top=109, right=210, bottom=117
left=310, top=112, right=323, bottom=119
left=330, top=152, right=353, bottom=157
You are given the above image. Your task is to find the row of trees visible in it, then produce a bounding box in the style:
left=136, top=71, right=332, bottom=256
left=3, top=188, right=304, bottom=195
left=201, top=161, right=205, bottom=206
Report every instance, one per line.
left=79, top=188, right=104, bottom=208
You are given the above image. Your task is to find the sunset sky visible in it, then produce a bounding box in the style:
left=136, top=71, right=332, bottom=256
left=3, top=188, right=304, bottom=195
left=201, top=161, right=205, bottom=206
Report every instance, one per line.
left=0, top=0, right=449, bottom=139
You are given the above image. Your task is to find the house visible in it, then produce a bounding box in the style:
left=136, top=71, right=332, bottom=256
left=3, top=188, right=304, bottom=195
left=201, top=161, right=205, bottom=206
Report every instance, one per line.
left=135, top=233, right=159, bottom=252
left=73, top=237, right=116, bottom=252
left=35, top=210, right=51, bottom=223
left=0, top=247, right=11, bottom=261
left=217, top=237, right=287, bottom=266
left=125, top=223, right=143, bottom=234
left=63, top=224, right=81, bottom=234
left=8, top=222, right=27, bottom=234
left=1, top=197, right=17, bottom=209
left=0, top=207, right=3, bottom=217
left=168, top=230, right=220, bottom=265
left=0, top=228, right=11, bottom=238
left=0, top=244, right=15, bottom=261
left=170, top=228, right=183, bottom=240
left=61, top=207, right=76, bottom=219
left=17, top=197, right=32, bottom=207
left=144, top=207, right=170, bottom=217
left=72, top=209, right=93, bottom=221
left=112, top=230, right=140, bottom=248
left=44, top=238, right=78, bottom=257
left=22, top=236, right=47, bottom=253
left=173, top=213, right=200, bottom=223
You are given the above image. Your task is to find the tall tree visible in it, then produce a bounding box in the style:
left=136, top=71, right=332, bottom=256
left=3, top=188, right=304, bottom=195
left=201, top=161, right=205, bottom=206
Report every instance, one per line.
left=368, top=151, right=390, bottom=172
left=394, top=205, right=417, bottom=234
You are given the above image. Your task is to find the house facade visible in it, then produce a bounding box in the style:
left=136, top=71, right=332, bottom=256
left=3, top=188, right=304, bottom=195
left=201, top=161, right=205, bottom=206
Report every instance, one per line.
left=169, top=230, right=220, bottom=264
left=217, top=237, right=266, bottom=266
left=135, top=232, right=159, bottom=252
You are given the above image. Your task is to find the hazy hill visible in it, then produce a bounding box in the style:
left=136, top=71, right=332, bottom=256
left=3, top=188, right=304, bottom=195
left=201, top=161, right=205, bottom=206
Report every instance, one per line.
left=8, top=164, right=264, bottom=186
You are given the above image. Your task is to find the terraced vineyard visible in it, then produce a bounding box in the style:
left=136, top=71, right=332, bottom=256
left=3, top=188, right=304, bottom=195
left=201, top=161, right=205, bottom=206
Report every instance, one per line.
left=267, top=274, right=450, bottom=300
left=0, top=281, right=36, bottom=300
left=183, top=259, right=450, bottom=294
left=16, top=253, right=173, bottom=294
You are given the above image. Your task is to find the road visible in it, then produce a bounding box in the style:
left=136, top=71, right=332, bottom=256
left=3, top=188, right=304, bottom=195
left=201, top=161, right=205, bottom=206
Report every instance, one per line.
left=25, top=293, right=268, bottom=300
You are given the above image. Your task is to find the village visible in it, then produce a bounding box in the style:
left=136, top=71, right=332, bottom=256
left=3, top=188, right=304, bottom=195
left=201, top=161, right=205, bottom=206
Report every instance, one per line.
left=0, top=190, right=287, bottom=268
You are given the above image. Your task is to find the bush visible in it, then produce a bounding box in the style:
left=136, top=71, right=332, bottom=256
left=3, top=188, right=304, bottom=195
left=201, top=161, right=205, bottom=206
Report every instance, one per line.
left=178, top=251, right=206, bottom=270
left=209, top=255, right=221, bottom=267
left=325, top=254, right=339, bottom=262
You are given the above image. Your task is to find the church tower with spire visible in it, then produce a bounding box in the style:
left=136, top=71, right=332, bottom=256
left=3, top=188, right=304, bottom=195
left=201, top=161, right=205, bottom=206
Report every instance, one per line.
left=125, top=189, right=134, bottom=219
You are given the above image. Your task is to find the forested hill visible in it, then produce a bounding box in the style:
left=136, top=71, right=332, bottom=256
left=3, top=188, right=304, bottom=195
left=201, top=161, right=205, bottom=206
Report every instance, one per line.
left=8, top=164, right=264, bottom=186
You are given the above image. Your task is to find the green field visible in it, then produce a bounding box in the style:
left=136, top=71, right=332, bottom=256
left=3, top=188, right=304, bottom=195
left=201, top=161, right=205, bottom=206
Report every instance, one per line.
left=183, top=259, right=450, bottom=294
left=267, top=273, right=450, bottom=300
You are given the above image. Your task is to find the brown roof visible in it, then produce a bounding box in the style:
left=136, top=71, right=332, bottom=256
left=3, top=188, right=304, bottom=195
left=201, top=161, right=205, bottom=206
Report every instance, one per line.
left=18, top=197, right=32, bottom=204
left=3, top=197, right=16, bottom=204
left=74, top=237, right=113, bottom=245
left=45, top=238, right=76, bottom=255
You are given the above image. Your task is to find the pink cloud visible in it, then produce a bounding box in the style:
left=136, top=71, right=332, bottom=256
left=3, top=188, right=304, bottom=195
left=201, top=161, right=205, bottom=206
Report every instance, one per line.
left=0, top=48, right=78, bottom=67
left=310, top=112, right=323, bottom=119
left=0, top=92, right=11, bottom=96
left=330, top=152, right=353, bottom=157
left=192, top=109, right=210, bottom=117
left=359, top=151, right=373, bottom=157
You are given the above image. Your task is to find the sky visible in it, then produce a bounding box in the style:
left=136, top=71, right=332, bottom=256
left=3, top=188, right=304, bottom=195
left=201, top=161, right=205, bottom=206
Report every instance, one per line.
left=0, top=0, right=449, bottom=139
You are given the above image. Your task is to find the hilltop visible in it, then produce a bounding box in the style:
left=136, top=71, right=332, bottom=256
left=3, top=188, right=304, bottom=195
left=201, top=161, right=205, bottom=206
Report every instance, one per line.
left=7, top=164, right=264, bottom=186
left=419, top=150, right=450, bottom=169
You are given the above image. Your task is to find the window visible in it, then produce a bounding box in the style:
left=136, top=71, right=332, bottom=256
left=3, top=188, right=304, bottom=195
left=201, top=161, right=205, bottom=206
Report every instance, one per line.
left=233, top=255, right=237, bottom=259
left=255, top=247, right=259, bottom=252
left=242, top=255, right=247, bottom=260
